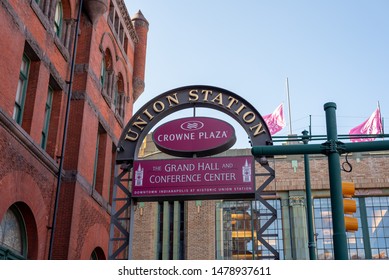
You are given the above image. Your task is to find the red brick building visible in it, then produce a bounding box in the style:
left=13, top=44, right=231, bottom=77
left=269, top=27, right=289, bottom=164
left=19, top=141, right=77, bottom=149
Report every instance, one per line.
left=0, top=0, right=148, bottom=259
left=2, top=0, right=389, bottom=262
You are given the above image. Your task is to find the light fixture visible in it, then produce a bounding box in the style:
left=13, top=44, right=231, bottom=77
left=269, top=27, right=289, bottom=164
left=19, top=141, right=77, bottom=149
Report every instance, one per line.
left=196, top=200, right=202, bottom=213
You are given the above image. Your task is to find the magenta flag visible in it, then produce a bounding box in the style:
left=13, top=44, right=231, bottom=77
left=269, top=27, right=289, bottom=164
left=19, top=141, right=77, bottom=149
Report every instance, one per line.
left=263, top=104, right=285, bottom=135
left=349, top=107, right=382, bottom=142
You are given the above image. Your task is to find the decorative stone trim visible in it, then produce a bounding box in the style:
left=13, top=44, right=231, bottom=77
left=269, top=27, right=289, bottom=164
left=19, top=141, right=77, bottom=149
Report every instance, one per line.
left=132, top=76, right=145, bottom=101
left=289, top=196, right=305, bottom=207
left=116, top=0, right=139, bottom=44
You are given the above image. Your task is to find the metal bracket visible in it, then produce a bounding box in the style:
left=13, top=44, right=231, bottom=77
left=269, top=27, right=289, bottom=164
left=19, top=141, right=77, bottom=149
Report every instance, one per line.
left=322, top=140, right=346, bottom=156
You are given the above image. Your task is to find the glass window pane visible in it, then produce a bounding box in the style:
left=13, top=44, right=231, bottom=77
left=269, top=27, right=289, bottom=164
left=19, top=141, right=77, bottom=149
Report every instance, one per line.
left=313, top=198, right=364, bottom=260
left=0, top=207, right=24, bottom=254
left=41, top=87, right=53, bottom=149
left=217, top=200, right=283, bottom=260
left=15, top=80, right=23, bottom=103
left=20, top=56, right=29, bottom=75
left=13, top=55, right=30, bottom=124
left=365, top=197, right=389, bottom=259
left=54, top=2, right=63, bottom=36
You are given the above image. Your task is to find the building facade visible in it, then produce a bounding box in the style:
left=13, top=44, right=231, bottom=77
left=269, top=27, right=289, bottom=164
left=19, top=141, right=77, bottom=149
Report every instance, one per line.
left=1, top=0, right=388, bottom=261
left=131, top=135, right=389, bottom=260
left=0, top=0, right=148, bottom=259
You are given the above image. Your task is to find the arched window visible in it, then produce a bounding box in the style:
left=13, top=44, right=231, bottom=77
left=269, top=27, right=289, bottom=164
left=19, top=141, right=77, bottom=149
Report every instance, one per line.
left=0, top=205, right=28, bottom=260
left=101, top=49, right=113, bottom=100
left=90, top=247, right=106, bottom=260
left=115, top=73, right=125, bottom=119
left=54, top=1, right=63, bottom=38
left=100, top=58, right=106, bottom=87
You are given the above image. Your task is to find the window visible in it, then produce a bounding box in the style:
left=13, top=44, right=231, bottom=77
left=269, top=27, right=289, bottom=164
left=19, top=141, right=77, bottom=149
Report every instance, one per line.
left=365, top=197, right=389, bottom=259
left=90, top=250, right=98, bottom=260
left=313, top=198, right=334, bottom=259
left=313, top=198, right=364, bottom=259
left=101, top=49, right=113, bottom=100
left=0, top=205, right=27, bottom=260
left=100, top=49, right=125, bottom=120
left=42, top=76, right=64, bottom=160
left=113, top=84, right=118, bottom=109
left=54, top=1, right=63, bottom=38
left=100, top=59, right=106, bottom=87
left=90, top=247, right=106, bottom=260
left=13, top=55, right=30, bottom=125
left=108, top=143, right=117, bottom=205
left=107, top=1, right=129, bottom=55
left=32, top=0, right=72, bottom=53
left=221, top=201, right=254, bottom=260
left=216, top=200, right=283, bottom=260
left=115, top=73, right=125, bottom=119
left=255, top=200, right=284, bottom=259
left=41, top=86, right=53, bottom=149
left=93, top=125, right=107, bottom=195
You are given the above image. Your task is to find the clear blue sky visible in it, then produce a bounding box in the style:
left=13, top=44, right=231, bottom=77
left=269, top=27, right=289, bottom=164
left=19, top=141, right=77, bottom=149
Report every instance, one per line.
left=125, top=0, right=389, bottom=148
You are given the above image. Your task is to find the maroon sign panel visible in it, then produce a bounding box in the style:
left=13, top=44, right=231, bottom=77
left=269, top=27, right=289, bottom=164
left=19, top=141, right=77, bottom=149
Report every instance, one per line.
left=132, top=156, right=254, bottom=201
left=152, top=117, right=236, bottom=157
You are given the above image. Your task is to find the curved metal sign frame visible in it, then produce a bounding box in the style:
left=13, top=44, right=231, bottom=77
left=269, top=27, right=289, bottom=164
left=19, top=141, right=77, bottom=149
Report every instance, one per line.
left=108, top=85, right=278, bottom=260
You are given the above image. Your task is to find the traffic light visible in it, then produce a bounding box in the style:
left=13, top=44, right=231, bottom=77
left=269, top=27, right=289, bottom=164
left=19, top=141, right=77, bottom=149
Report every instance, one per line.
left=342, top=181, right=358, bottom=232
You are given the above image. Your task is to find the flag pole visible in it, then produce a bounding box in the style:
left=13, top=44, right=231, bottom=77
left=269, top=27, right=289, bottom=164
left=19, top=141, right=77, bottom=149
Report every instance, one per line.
left=286, top=77, right=293, bottom=134
left=378, top=101, right=384, bottom=139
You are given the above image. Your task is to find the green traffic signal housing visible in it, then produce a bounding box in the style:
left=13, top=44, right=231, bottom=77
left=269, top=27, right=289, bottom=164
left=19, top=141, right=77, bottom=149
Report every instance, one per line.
left=342, top=182, right=358, bottom=232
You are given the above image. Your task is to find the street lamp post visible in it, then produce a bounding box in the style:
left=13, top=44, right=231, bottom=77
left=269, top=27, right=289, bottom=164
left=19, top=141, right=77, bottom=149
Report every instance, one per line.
left=324, top=102, right=348, bottom=259
left=302, top=130, right=317, bottom=260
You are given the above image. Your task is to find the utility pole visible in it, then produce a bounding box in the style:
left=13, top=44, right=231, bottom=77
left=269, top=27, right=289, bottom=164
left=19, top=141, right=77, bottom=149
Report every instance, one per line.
left=302, top=130, right=316, bottom=260
left=324, top=102, right=348, bottom=259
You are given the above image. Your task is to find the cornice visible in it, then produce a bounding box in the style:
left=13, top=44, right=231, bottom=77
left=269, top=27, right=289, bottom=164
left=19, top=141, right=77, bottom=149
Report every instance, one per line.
left=116, top=0, right=139, bottom=44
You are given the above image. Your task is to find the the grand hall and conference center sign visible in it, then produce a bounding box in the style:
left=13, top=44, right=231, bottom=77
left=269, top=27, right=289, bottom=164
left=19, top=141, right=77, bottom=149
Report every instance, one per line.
left=133, top=156, right=254, bottom=201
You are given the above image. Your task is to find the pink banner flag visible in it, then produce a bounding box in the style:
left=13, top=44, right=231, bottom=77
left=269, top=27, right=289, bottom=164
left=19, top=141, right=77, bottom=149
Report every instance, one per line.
left=263, top=104, right=285, bottom=135
left=349, top=107, right=382, bottom=142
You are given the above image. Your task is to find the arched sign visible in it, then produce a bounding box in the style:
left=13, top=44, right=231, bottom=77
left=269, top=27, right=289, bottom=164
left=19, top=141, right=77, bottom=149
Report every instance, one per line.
left=109, top=85, right=277, bottom=260
left=117, top=85, right=273, bottom=163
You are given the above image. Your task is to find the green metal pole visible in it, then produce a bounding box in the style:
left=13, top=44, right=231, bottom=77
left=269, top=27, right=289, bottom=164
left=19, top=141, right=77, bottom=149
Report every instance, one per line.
left=302, top=130, right=316, bottom=260
left=324, top=102, right=348, bottom=260
left=251, top=140, right=389, bottom=157
left=252, top=143, right=325, bottom=156
left=341, top=140, right=389, bottom=153
left=358, top=198, right=372, bottom=259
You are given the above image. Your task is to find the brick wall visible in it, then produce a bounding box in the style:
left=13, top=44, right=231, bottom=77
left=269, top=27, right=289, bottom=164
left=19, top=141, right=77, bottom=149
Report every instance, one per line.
left=264, top=153, right=389, bottom=193
left=132, top=202, right=158, bottom=259
left=186, top=200, right=216, bottom=260
left=0, top=0, right=145, bottom=259
left=0, top=121, right=56, bottom=259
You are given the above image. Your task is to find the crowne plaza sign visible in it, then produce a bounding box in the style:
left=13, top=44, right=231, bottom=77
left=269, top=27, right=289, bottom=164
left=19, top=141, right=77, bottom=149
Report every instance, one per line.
left=152, top=117, right=236, bottom=157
